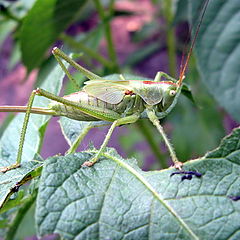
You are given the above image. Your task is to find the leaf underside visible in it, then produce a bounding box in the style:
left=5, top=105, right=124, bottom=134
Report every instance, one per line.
left=36, top=128, right=240, bottom=240
left=0, top=53, right=68, bottom=210
left=192, top=0, right=240, bottom=122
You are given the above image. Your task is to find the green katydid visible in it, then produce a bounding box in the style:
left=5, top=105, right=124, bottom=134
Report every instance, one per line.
left=0, top=0, right=210, bottom=174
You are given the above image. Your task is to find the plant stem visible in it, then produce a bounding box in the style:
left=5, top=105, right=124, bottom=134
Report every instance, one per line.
left=93, top=0, right=119, bottom=72
left=136, top=121, right=168, bottom=169
left=162, top=0, right=177, bottom=78
left=5, top=191, right=37, bottom=240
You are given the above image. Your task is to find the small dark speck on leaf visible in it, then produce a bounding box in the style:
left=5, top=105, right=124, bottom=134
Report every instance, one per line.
left=171, top=171, right=202, bottom=181
left=228, top=196, right=240, bottom=201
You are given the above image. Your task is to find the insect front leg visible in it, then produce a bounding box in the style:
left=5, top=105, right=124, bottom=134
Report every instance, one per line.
left=146, top=107, right=183, bottom=170
left=82, top=113, right=140, bottom=167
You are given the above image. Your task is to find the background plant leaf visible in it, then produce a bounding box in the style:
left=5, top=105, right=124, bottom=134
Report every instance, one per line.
left=191, top=0, right=240, bottom=122
left=20, top=0, right=88, bottom=71
left=0, top=57, right=68, bottom=209
left=36, top=127, right=240, bottom=240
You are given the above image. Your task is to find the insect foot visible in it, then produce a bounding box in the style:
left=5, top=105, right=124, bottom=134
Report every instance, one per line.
left=0, top=163, right=21, bottom=173
left=174, top=161, right=184, bottom=170
left=170, top=171, right=202, bottom=181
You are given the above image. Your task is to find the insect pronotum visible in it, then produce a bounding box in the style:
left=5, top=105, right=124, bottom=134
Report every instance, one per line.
left=0, top=0, right=210, bottom=173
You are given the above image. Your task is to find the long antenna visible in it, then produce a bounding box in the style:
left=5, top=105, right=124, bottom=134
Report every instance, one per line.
left=178, top=0, right=210, bottom=86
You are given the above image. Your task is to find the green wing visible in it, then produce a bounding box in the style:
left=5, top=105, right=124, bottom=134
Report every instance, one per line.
left=84, top=79, right=167, bottom=105
left=83, top=80, right=131, bottom=104
left=129, top=81, right=164, bottom=105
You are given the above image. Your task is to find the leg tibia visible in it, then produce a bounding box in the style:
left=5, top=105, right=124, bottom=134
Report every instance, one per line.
left=82, top=114, right=140, bottom=167
left=52, top=47, right=101, bottom=81
left=0, top=90, right=37, bottom=173
left=146, top=108, right=183, bottom=170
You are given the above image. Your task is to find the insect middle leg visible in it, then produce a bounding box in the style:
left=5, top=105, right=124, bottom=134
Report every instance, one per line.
left=82, top=113, right=140, bottom=167
left=65, top=122, right=111, bottom=155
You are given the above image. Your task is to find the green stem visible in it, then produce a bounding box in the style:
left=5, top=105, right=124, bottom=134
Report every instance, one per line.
left=162, top=0, right=177, bottom=78
left=136, top=121, right=168, bottom=169
left=93, top=0, right=120, bottom=72
left=5, top=191, right=37, bottom=240
left=60, top=34, right=113, bottom=69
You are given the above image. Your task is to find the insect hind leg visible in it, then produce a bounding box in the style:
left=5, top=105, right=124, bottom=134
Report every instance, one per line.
left=52, top=47, right=102, bottom=82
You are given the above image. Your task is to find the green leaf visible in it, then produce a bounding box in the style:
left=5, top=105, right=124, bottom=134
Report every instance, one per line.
left=0, top=56, right=68, bottom=209
left=0, top=165, right=41, bottom=209
left=20, top=0, right=88, bottom=71
left=173, top=0, right=189, bottom=24
left=191, top=0, right=240, bottom=122
left=181, top=83, right=196, bottom=104
left=36, top=127, right=240, bottom=239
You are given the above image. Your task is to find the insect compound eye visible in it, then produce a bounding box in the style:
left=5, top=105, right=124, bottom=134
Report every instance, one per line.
left=169, top=90, right=176, bottom=96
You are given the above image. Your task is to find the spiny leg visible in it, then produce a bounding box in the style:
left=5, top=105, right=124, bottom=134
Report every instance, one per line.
left=146, top=107, right=183, bottom=170
left=82, top=113, right=140, bottom=167
left=0, top=90, right=38, bottom=173
left=52, top=47, right=101, bottom=81
left=52, top=50, right=80, bottom=89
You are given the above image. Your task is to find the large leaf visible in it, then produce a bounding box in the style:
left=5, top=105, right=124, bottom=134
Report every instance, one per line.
left=0, top=58, right=67, bottom=209
left=20, top=0, right=88, bottom=71
left=36, top=127, right=240, bottom=239
left=191, top=0, right=240, bottom=122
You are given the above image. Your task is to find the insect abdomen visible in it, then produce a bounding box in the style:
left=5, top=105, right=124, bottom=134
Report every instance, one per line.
left=49, top=91, right=138, bottom=121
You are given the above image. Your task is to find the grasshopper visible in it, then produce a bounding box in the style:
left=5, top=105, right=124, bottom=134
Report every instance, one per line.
left=0, top=0, right=210, bottom=173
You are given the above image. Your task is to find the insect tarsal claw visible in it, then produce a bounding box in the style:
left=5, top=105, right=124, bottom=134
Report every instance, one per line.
left=34, top=88, right=41, bottom=95
left=52, top=46, right=58, bottom=54
left=174, top=161, right=183, bottom=170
